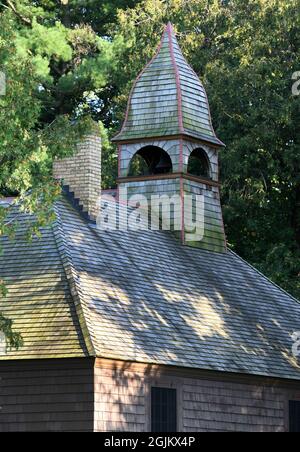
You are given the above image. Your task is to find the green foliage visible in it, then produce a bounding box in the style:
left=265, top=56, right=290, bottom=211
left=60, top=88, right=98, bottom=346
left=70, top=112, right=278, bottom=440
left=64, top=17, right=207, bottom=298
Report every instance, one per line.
left=128, top=154, right=149, bottom=177
left=0, top=276, right=22, bottom=350
left=1, top=1, right=128, bottom=125
left=0, top=0, right=134, bottom=348
left=99, top=122, right=118, bottom=189
left=0, top=313, right=23, bottom=351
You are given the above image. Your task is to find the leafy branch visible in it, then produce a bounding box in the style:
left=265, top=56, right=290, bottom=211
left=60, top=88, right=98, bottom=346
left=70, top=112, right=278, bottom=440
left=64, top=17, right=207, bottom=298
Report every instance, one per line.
left=0, top=283, right=23, bottom=350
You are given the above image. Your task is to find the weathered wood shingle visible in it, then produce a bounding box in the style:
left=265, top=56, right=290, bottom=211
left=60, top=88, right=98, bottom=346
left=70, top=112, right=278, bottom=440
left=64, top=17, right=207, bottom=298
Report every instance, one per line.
left=1, top=197, right=300, bottom=383
left=0, top=358, right=94, bottom=432
left=56, top=198, right=300, bottom=381
left=113, top=23, right=224, bottom=146
left=0, top=207, right=89, bottom=360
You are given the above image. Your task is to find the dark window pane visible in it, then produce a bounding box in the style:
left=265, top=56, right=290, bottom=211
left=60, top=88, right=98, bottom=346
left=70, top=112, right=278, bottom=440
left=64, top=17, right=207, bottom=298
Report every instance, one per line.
left=187, top=148, right=210, bottom=178
left=129, top=146, right=173, bottom=176
left=289, top=401, right=300, bottom=432
left=151, top=387, right=177, bottom=432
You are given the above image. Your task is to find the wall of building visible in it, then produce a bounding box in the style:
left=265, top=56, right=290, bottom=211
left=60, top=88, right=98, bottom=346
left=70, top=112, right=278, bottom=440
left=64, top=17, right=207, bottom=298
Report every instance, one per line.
left=183, top=178, right=226, bottom=252
left=119, top=140, right=181, bottom=176
left=0, top=358, right=94, bottom=432
left=119, top=139, right=219, bottom=180
left=94, top=359, right=147, bottom=432
left=1, top=357, right=299, bottom=432
left=94, top=359, right=300, bottom=432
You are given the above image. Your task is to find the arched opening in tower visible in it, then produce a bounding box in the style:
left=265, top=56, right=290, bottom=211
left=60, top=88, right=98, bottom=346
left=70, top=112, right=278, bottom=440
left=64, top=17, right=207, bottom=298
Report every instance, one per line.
left=128, top=146, right=173, bottom=177
left=187, top=148, right=211, bottom=179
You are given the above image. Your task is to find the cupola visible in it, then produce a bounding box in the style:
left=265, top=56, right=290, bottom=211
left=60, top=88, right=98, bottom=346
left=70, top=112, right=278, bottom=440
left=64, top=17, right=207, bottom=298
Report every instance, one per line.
left=114, top=23, right=226, bottom=253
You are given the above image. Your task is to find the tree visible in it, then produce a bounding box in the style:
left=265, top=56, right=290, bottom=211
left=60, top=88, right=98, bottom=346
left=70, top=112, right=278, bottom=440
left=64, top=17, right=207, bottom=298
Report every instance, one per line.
left=0, top=0, right=130, bottom=191
left=0, top=0, right=135, bottom=126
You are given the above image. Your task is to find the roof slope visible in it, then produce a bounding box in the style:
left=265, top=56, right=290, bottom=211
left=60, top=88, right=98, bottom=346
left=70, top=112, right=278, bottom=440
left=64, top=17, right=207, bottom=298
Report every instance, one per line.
left=56, top=198, right=300, bottom=381
left=113, top=24, right=223, bottom=146
left=1, top=198, right=300, bottom=381
left=0, top=207, right=89, bottom=360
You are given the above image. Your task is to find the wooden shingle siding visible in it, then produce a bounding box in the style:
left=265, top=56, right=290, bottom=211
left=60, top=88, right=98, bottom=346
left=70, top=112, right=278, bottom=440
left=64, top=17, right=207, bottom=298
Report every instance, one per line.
left=54, top=197, right=300, bottom=379
left=94, top=361, right=146, bottom=432
left=0, top=357, right=294, bottom=432
left=113, top=24, right=223, bottom=147
left=0, top=359, right=94, bottom=432
left=183, top=179, right=226, bottom=253
left=119, top=177, right=226, bottom=252
left=94, top=359, right=299, bottom=432
left=182, top=379, right=285, bottom=432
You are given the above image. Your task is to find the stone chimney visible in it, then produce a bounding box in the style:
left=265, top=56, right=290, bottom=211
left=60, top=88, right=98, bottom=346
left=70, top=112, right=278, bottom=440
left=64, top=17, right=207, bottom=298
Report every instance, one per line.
left=53, top=130, right=101, bottom=221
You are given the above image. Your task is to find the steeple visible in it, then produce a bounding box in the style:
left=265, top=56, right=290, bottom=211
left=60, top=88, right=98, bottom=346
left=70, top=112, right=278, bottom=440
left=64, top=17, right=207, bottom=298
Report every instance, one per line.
left=114, top=24, right=227, bottom=253
left=113, top=23, right=223, bottom=147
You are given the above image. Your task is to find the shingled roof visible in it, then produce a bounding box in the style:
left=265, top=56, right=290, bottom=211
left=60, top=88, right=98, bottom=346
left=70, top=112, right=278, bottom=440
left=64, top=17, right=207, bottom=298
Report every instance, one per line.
left=0, top=203, right=89, bottom=359
left=113, top=23, right=224, bottom=146
left=1, top=196, right=300, bottom=381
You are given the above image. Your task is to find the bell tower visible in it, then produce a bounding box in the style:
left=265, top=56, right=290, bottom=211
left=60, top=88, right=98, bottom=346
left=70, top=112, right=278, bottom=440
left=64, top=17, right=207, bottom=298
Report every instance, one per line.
left=113, top=23, right=226, bottom=253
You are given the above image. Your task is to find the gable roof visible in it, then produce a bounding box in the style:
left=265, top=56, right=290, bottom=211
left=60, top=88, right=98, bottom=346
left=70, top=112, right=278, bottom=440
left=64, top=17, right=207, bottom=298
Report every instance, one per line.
left=1, top=197, right=299, bottom=381
left=0, top=205, right=90, bottom=359
left=113, top=23, right=224, bottom=146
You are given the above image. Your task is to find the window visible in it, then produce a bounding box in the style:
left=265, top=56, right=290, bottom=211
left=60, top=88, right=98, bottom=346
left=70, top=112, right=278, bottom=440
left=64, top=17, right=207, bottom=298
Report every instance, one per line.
left=187, top=148, right=211, bottom=178
left=289, top=401, right=300, bottom=432
left=151, top=387, right=177, bottom=432
left=128, top=146, right=173, bottom=177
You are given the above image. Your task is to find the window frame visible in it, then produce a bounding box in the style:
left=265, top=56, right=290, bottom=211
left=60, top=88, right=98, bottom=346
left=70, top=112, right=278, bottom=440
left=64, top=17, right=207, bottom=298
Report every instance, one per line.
left=288, top=399, right=300, bottom=432
left=145, top=377, right=182, bottom=432
left=128, top=146, right=173, bottom=177
left=187, top=147, right=212, bottom=180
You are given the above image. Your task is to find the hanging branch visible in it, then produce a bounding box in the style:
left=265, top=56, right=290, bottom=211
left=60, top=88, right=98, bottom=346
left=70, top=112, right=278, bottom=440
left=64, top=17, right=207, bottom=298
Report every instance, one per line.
left=2, top=0, right=31, bottom=25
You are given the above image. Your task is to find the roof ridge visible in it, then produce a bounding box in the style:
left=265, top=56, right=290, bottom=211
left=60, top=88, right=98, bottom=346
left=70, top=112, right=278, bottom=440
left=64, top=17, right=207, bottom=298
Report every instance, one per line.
left=52, top=201, right=96, bottom=357
left=167, top=23, right=184, bottom=134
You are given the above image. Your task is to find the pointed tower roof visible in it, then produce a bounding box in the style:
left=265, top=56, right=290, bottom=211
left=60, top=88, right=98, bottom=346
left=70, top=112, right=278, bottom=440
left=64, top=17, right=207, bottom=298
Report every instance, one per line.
left=113, top=23, right=224, bottom=146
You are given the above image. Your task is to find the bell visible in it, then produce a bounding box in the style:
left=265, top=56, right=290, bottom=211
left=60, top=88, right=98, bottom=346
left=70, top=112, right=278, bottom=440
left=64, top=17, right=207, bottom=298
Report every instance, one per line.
left=154, top=154, right=172, bottom=174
